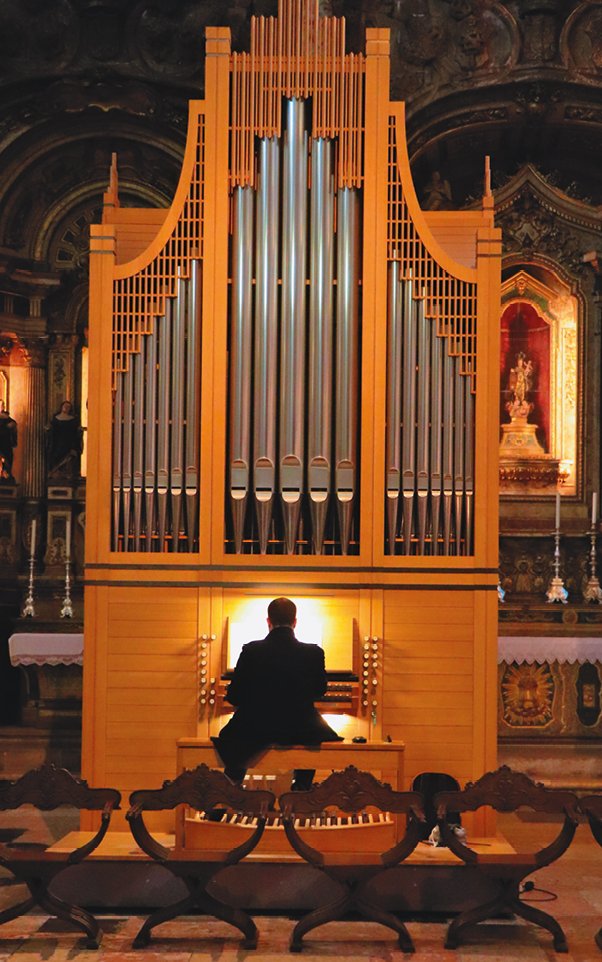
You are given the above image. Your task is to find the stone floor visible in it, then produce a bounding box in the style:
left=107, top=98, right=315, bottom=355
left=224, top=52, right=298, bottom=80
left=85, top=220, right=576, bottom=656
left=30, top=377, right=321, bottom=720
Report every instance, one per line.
left=1, top=809, right=602, bottom=960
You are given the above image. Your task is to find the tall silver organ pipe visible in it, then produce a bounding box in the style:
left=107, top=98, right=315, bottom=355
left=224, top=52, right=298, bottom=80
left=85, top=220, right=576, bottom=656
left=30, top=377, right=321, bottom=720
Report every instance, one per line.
left=308, top=137, right=334, bottom=555
left=170, top=275, right=186, bottom=550
left=453, top=355, right=465, bottom=554
left=112, top=373, right=123, bottom=550
left=385, top=260, right=402, bottom=554
left=157, top=303, right=172, bottom=550
left=121, top=358, right=133, bottom=551
left=280, top=99, right=308, bottom=554
left=253, top=136, right=280, bottom=554
left=442, top=345, right=454, bottom=555
left=335, top=187, right=360, bottom=555
left=185, top=260, right=202, bottom=552
left=229, top=187, right=254, bottom=554
left=416, top=295, right=430, bottom=554
left=464, top=376, right=474, bottom=556
left=132, top=350, right=145, bottom=550
left=144, top=319, right=157, bottom=551
left=430, top=327, right=443, bottom=555
left=401, top=276, right=416, bottom=556
left=385, top=283, right=475, bottom=556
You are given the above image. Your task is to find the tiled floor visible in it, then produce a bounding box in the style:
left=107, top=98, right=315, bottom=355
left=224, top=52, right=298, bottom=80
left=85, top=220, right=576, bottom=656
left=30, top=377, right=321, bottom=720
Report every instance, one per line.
left=1, top=810, right=602, bottom=960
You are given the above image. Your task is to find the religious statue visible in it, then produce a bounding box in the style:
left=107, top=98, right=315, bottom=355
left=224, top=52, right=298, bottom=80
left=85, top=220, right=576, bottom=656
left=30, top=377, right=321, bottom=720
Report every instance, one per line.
left=47, top=401, right=83, bottom=479
left=0, top=399, right=17, bottom=482
left=499, top=350, right=546, bottom=461
left=506, top=352, right=534, bottom=421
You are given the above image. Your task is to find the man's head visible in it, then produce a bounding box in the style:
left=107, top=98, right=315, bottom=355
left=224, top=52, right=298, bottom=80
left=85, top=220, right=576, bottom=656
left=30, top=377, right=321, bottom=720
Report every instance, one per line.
left=267, top=597, right=297, bottom=629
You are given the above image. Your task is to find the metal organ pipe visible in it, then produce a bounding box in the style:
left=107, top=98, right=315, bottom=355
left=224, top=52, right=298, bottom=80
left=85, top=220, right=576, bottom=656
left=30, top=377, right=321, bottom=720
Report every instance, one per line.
left=453, top=356, right=465, bottom=555
left=229, top=187, right=254, bottom=554
left=430, top=328, right=443, bottom=555
left=112, top=373, right=123, bottom=551
left=385, top=260, right=402, bottom=554
left=185, top=259, right=201, bottom=553
left=170, top=275, right=186, bottom=551
left=253, top=136, right=280, bottom=554
left=121, top=360, right=133, bottom=551
left=157, top=303, right=172, bottom=551
left=132, top=350, right=145, bottom=550
left=464, top=376, right=474, bottom=555
left=401, top=276, right=416, bottom=555
left=442, top=345, right=454, bottom=555
left=416, top=294, right=430, bottom=554
left=308, top=137, right=334, bottom=555
left=144, top=318, right=157, bottom=551
left=335, top=187, right=360, bottom=555
left=280, top=98, right=308, bottom=554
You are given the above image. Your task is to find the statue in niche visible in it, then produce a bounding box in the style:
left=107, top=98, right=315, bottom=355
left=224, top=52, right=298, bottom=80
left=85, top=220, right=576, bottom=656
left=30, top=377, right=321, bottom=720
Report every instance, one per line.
left=0, top=400, right=17, bottom=482
left=499, top=349, right=546, bottom=459
left=506, top=352, right=534, bottom=421
left=47, top=401, right=82, bottom=479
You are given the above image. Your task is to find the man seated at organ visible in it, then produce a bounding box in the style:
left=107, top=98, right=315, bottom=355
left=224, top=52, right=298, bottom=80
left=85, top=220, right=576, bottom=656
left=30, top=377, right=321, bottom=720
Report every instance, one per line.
left=212, top=597, right=342, bottom=789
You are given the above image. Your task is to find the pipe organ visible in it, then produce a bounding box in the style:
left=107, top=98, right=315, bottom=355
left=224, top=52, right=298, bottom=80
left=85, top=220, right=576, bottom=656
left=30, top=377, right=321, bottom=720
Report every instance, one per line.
left=84, top=0, right=501, bottom=835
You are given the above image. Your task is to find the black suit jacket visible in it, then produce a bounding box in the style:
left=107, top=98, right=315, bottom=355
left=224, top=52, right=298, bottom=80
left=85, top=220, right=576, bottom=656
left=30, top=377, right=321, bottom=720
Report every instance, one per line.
left=218, top=625, right=342, bottom=746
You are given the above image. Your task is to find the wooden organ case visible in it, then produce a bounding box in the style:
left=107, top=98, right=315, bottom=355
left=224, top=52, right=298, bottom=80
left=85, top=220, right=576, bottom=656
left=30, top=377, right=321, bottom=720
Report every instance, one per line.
left=84, top=0, right=501, bottom=836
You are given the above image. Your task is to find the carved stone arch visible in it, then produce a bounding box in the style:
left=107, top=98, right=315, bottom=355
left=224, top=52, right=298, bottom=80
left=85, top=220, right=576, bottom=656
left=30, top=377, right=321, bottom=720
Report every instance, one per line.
left=0, top=114, right=184, bottom=261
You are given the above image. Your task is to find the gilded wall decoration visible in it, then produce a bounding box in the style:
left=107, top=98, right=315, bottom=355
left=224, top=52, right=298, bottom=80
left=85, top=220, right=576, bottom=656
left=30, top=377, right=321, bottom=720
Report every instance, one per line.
left=499, top=659, right=602, bottom=739
left=501, top=661, right=555, bottom=727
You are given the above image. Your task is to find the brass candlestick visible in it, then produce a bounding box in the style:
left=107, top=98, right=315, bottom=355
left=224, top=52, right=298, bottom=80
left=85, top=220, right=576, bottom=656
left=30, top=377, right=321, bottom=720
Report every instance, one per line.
left=21, top=549, right=36, bottom=617
left=60, top=553, right=73, bottom=618
left=546, top=530, right=568, bottom=603
left=584, top=525, right=602, bottom=603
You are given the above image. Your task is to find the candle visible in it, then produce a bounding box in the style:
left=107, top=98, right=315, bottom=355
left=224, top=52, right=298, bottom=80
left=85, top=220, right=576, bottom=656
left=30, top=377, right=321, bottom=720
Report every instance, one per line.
left=66, top=516, right=71, bottom=561
left=593, top=493, right=598, bottom=527
left=555, top=492, right=560, bottom=531
left=30, top=518, right=36, bottom=558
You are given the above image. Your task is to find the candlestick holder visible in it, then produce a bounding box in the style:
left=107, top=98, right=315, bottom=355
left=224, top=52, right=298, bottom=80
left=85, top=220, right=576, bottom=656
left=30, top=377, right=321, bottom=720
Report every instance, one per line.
left=583, top=525, right=602, bottom=603
left=546, top=530, right=568, bottom=603
left=22, top=550, right=36, bottom=618
left=60, top=554, right=73, bottom=618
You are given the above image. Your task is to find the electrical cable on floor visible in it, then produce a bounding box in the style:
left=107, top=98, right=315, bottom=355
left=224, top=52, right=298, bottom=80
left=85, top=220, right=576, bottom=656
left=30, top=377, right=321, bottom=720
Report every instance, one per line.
left=520, top=880, right=557, bottom=902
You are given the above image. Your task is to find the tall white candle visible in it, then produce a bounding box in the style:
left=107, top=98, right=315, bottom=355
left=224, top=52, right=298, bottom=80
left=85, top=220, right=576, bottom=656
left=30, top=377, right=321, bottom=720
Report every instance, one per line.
left=65, top=516, right=71, bottom=560
left=593, top=493, right=598, bottom=527
left=30, top=518, right=36, bottom=558
left=555, top=492, right=560, bottom=531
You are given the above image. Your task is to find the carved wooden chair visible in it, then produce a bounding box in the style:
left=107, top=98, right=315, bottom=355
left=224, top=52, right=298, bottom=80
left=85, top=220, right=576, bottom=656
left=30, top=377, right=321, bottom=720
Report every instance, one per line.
left=576, top=794, right=602, bottom=950
left=434, top=765, right=579, bottom=953
left=127, top=763, right=275, bottom=949
left=0, top=763, right=121, bottom=948
left=278, top=764, right=425, bottom=953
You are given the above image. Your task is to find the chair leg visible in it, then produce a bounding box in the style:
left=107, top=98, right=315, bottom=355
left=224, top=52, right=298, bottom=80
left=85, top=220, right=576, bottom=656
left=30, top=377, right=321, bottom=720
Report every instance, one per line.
left=510, top=896, right=569, bottom=953
left=444, top=891, right=508, bottom=950
left=132, top=893, right=198, bottom=948
left=27, top=880, right=102, bottom=949
left=355, top=887, right=415, bottom=953
left=195, top=888, right=258, bottom=949
left=290, top=891, right=352, bottom=952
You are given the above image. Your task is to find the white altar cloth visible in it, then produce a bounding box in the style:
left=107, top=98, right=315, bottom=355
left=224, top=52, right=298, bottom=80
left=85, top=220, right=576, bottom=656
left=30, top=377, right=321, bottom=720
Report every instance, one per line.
left=499, top=636, right=602, bottom=666
left=8, top=633, right=84, bottom=667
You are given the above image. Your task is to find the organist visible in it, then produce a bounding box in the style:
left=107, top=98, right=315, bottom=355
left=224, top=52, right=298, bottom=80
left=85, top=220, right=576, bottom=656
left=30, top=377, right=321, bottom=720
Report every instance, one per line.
left=211, top=597, right=343, bottom=788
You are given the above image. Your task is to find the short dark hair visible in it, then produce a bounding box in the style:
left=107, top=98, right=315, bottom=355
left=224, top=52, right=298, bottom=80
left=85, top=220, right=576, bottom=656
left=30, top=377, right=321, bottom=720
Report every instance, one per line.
left=268, top=597, right=296, bottom=627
